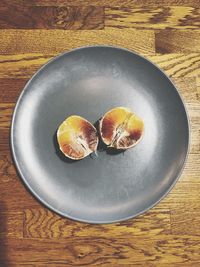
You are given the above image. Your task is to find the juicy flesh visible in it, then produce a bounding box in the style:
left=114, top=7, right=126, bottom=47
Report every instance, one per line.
left=57, top=116, right=98, bottom=160
left=100, top=107, right=144, bottom=149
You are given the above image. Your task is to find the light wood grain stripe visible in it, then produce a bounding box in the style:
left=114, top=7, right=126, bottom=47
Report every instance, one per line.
left=0, top=6, right=104, bottom=30
left=105, top=6, right=200, bottom=30
left=155, top=30, right=200, bottom=53
left=0, top=29, right=155, bottom=55
left=149, top=53, right=200, bottom=78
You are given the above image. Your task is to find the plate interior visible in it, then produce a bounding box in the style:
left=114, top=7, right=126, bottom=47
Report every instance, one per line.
left=12, top=47, right=189, bottom=223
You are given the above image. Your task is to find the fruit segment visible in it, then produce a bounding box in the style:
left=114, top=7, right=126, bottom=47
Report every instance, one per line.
left=99, top=107, right=144, bottom=149
left=57, top=115, right=98, bottom=160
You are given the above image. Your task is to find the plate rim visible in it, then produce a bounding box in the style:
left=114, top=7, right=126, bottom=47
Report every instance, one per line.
left=10, top=45, right=190, bottom=224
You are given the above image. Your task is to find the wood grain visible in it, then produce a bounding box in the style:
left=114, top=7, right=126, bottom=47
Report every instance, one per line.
left=106, top=6, right=200, bottom=30
left=0, top=78, right=27, bottom=102
left=172, top=77, right=199, bottom=103
left=172, top=78, right=200, bottom=154
left=0, top=180, right=41, bottom=211
left=0, top=29, right=155, bottom=55
left=0, top=154, right=16, bottom=181
left=181, top=153, right=200, bottom=180
left=1, top=235, right=200, bottom=266
left=0, top=54, right=52, bottom=78
left=0, top=211, right=23, bottom=238
left=171, top=202, right=200, bottom=236
left=188, top=119, right=200, bottom=154
left=0, top=103, right=14, bottom=129
left=24, top=207, right=171, bottom=239
left=3, top=264, right=200, bottom=267
left=0, top=6, right=104, bottom=30
left=2, top=0, right=199, bottom=7
left=185, top=103, right=200, bottom=154
left=0, top=129, right=10, bottom=153
left=0, top=1, right=200, bottom=265
left=149, top=53, right=200, bottom=78
left=162, top=180, right=200, bottom=203
left=155, top=30, right=200, bottom=53
left=6, top=264, right=200, bottom=267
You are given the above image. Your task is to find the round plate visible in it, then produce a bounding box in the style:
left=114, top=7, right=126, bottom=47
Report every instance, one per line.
left=11, top=46, right=189, bottom=223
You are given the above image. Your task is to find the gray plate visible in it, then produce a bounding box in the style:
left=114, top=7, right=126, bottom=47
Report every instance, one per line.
left=11, top=46, right=189, bottom=224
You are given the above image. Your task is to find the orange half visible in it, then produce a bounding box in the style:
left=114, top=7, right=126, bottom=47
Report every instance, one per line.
left=99, top=107, right=144, bottom=149
left=57, top=115, right=98, bottom=160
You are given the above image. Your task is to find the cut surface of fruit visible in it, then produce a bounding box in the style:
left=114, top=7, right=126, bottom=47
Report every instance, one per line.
left=57, top=115, right=98, bottom=160
left=99, top=107, right=144, bottom=149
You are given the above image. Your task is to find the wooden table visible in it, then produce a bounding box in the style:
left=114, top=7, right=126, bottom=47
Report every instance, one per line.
left=0, top=0, right=200, bottom=266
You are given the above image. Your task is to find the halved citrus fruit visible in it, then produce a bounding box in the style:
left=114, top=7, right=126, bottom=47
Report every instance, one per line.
left=99, top=107, right=144, bottom=149
left=57, top=115, right=98, bottom=160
